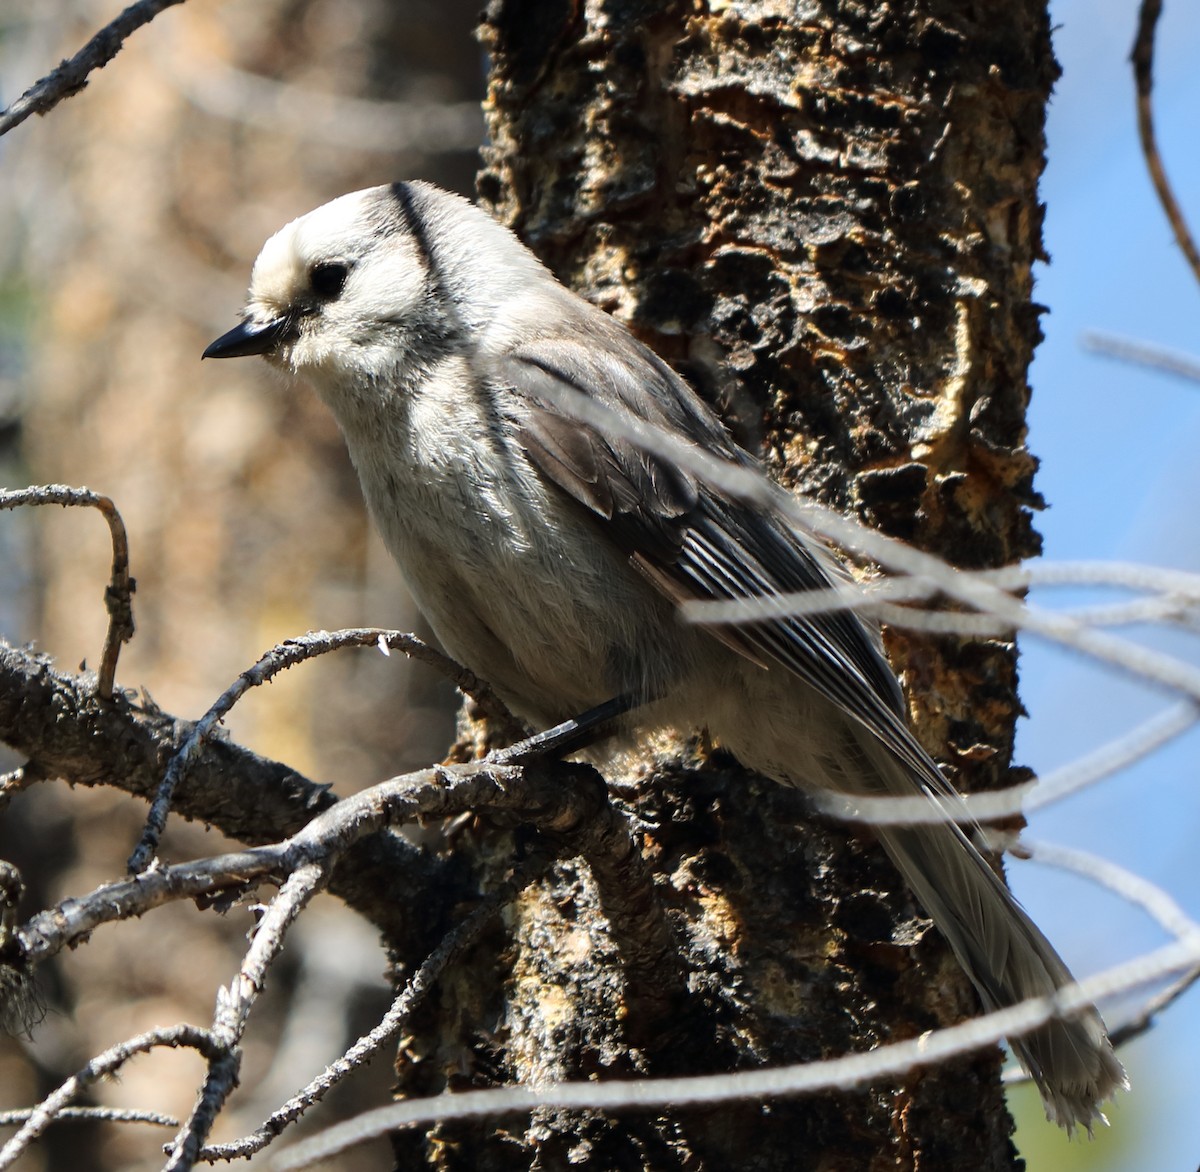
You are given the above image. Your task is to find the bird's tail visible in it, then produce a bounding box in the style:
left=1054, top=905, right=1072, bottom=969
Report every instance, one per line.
left=853, top=728, right=1127, bottom=1131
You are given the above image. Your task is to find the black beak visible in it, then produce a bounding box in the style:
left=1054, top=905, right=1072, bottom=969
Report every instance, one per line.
left=202, top=316, right=291, bottom=360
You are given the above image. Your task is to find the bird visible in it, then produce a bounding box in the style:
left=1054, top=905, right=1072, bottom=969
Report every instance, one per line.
left=204, top=180, right=1126, bottom=1129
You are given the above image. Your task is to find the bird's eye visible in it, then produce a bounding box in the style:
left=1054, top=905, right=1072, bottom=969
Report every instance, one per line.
left=309, top=262, right=349, bottom=299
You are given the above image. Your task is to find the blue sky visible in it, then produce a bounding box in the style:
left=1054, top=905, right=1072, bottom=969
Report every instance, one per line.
left=1006, top=2, right=1200, bottom=1166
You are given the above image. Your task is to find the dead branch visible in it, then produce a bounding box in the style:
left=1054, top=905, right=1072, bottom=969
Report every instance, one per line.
left=1083, top=330, right=1200, bottom=384
left=9, top=752, right=679, bottom=1025
left=0, top=1107, right=176, bottom=1128
left=0, top=0, right=188, bottom=138
left=196, top=853, right=553, bottom=1163
left=0, top=1024, right=222, bottom=1169
left=128, top=627, right=525, bottom=872
left=1133, top=0, right=1200, bottom=286
left=0, top=639, right=451, bottom=949
left=0, top=486, right=135, bottom=699
left=8, top=762, right=518, bottom=976
left=165, top=862, right=332, bottom=1170
left=269, top=932, right=1200, bottom=1172
left=4, top=729, right=683, bottom=1167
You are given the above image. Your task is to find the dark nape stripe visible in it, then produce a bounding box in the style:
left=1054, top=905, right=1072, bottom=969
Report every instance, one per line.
left=387, top=182, right=436, bottom=273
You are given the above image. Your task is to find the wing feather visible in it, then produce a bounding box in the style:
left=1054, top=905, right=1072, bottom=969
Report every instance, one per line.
left=494, top=332, right=959, bottom=801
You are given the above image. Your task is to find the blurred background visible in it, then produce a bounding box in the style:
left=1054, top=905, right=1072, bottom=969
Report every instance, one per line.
left=0, top=1, right=482, bottom=1167
left=0, top=1, right=1197, bottom=1168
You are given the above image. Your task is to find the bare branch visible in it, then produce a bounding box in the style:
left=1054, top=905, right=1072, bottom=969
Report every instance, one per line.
left=0, top=639, right=449, bottom=949
left=1132, top=0, right=1200, bottom=287
left=0, top=1024, right=221, bottom=1169
left=1020, top=560, right=1200, bottom=592
left=8, top=756, right=628, bottom=987
left=1027, top=700, right=1200, bottom=811
left=1083, top=330, right=1200, bottom=385
left=198, top=855, right=553, bottom=1163
left=166, top=863, right=332, bottom=1170
left=0, top=0, right=188, bottom=138
left=1001, top=840, right=1200, bottom=1082
left=685, top=558, right=1200, bottom=633
left=1107, top=964, right=1200, bottom=1051
left=128, top=628, right=523, bottom=873
left=0, top=1107, right=176, bottom=1128
left=1017, top=839, right=1200, bottom=942
left=806, top=699, right=1198, bottom=826
left=7, top=752, right=665, bottom=1164
left=15, top=848, right=284, bottom=969
left=0, top=486, right=135, bottom=700
left=869, top=593, right=1200, bottom=636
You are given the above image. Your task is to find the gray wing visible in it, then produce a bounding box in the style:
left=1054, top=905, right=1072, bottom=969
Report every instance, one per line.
left=496, top=335, right=1130, bottom=1127
left=494, top=331, right=951, bottom=786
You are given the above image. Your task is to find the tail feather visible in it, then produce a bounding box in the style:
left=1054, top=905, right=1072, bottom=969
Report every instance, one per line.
left=853, top=730, right=1127, bottom=1131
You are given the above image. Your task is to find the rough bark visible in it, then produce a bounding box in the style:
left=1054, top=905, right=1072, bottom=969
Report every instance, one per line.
left=386, top=3, right=1052, bottom=1169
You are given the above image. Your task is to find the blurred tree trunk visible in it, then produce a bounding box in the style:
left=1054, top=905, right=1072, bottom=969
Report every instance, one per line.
left=393, top=3, right=1052, bottom=1169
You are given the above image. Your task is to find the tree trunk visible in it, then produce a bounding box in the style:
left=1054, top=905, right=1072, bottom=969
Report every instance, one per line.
left=391, top=3, right=1052, bottom=1168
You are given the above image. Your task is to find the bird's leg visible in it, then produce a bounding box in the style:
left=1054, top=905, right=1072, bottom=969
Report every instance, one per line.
left=490, top=693, right=647, bottom=765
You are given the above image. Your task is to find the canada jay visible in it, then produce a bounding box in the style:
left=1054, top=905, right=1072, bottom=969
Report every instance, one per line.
left=205, top=181, right=1124, bottom=1128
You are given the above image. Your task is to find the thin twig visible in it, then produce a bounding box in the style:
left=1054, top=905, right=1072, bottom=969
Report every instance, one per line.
left=805, top=699, right=1197, bottom=826
left=1025, top=700, right=1199, bottom=812
left=1017, top=839, right=1200, bottom=943
left=683, top=561, right=1200, bottom=627
left=5, top=756, right=663, bottom=1163
left=0, top=0, right=188, bottom=137
left=0, top=1106, right=176, bottom=1128
left=14, top=759, right=592, bottom=976
left=166, top=862, right=332, bottom=1170
left=0, top=1025, right=222, bottom=1169
left=1001, top=838, right=1200, bottom=1084
left=173, top=763, right=632, bottom=1164
left=0, top=639, right=445, bottom=948
left=127, top=628, right=521, bottom=874
left=15, top=846, right=285, bottom=968
left=1083, top=330, right=1200, bottom=385
left=869, top=593, right=1198, bottom=636
left=1106, top=963, right=1200, bottom=1050
left=198, top=855, right=552, bottom=1162
left=1132, top=0, right=1200, bottom=286
left=0, top=486, right=135, bottom=700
